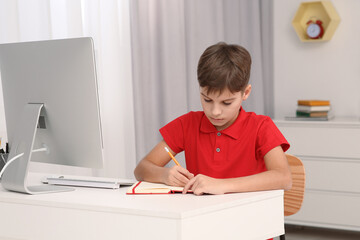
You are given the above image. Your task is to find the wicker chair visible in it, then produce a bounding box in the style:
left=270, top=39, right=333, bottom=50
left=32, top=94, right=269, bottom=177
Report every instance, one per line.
left=280, top=154, right=306, bottom=240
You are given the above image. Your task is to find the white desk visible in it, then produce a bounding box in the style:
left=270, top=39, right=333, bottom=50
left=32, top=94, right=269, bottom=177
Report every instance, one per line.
left=0, top=174, right=284, bottom=240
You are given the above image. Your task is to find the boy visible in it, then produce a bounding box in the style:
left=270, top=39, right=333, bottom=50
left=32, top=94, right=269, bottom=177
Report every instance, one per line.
left=134, top=42, right=292, bottom=196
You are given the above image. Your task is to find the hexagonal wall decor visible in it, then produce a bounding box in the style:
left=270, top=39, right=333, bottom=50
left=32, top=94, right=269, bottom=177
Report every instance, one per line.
left=292, top=1, right=340, bottom=42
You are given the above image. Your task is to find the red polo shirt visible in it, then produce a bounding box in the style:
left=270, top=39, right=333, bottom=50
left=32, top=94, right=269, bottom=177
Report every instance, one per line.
left=160, top=108, right=289, bottom=178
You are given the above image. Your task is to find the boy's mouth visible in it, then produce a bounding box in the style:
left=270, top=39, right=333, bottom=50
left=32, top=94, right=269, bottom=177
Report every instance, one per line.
left=210, top=117, right=224, bottom=123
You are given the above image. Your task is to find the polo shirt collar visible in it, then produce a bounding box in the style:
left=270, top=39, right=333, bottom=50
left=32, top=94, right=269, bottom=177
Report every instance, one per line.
left=200, top=107, right=246, bottom=139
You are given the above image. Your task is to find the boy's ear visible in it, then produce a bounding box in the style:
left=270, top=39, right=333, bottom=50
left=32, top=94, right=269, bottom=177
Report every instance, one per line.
left=242, top=84, right=251, bottom=100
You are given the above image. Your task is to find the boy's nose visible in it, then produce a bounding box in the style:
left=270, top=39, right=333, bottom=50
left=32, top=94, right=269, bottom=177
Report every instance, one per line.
left=211, top=104, right=222, bottom=116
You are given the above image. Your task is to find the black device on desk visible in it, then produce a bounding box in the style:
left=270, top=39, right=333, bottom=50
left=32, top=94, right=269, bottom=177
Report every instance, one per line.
left=0, top=154, right=5, bottom=174
left=0, top=145, right=8, bottom=174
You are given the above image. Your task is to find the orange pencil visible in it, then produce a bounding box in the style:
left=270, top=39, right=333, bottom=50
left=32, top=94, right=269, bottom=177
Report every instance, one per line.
left=164, top=147, right=181, bottom=166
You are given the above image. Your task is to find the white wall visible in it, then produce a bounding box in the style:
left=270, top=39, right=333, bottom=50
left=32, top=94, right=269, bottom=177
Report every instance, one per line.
left=273, top=0, right=360, bottom=119
left=1, top=0, right=359, bottom=144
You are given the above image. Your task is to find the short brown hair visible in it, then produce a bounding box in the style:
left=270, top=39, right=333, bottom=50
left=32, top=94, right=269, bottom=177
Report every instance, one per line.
left=197, top=42, right=251, bottom=94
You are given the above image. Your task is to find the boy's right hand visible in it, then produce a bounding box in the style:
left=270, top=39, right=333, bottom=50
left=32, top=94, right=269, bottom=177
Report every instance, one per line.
left=162, top=166, right=194, bottom=187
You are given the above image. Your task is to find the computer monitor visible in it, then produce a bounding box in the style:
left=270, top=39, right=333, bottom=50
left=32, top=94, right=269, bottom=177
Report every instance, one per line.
left=0, top=37, right=104, bottom=194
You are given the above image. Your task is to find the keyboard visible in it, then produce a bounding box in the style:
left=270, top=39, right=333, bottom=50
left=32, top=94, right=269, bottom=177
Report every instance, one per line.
left=42, top=175, right=136, bottom=189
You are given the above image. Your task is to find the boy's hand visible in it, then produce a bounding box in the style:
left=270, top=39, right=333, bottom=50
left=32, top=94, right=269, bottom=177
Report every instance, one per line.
left=182, top=174, right=226, bottom=195
left=162, top=166, right=194, bottom=187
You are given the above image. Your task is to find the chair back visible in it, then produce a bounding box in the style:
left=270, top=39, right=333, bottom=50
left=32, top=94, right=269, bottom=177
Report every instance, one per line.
left=284, top=154, right=305, bottom=216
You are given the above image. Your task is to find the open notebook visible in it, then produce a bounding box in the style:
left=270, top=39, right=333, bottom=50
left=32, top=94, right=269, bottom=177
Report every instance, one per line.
left=127, top=181, right=192, bottom=194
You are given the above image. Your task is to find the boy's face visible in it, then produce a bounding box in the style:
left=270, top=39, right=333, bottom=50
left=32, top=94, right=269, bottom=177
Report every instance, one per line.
left=200, top=85, right=251, bottom=131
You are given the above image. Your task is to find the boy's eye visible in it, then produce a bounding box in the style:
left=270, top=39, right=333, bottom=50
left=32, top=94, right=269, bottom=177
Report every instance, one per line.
left=223, top=102, right=232, bottom=106
left=204, top=98, right=212, bottom=103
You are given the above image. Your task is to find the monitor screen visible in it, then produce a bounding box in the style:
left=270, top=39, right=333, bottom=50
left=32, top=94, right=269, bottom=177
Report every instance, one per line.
left=0, top=37, right=104, bottom=194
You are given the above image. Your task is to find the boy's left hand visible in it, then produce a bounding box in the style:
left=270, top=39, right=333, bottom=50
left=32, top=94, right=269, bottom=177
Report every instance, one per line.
left=182, top=174, right=226, bottom=195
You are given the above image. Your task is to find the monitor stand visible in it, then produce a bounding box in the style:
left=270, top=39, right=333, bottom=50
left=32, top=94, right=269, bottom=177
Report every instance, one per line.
left=1, top=103, right=74, bottom=194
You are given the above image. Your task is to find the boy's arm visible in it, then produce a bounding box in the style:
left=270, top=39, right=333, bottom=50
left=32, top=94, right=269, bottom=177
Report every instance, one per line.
left=182, top=146, right=292, bottom=195
left=134, top=140, right=194, bottom=186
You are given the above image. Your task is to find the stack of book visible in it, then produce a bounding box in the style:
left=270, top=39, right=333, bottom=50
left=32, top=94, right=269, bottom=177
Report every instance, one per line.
left=294, top=100, right=332, bottom=120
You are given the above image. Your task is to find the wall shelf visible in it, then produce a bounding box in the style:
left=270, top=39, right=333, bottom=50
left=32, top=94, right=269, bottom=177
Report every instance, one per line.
left=292, top=1, right=340, bottom=42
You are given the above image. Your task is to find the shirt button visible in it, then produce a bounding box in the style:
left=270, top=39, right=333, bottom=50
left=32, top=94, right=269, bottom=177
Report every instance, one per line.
left=216, top=148, right=220, bottom=152
left=217, top=132, right=221, bottom=136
